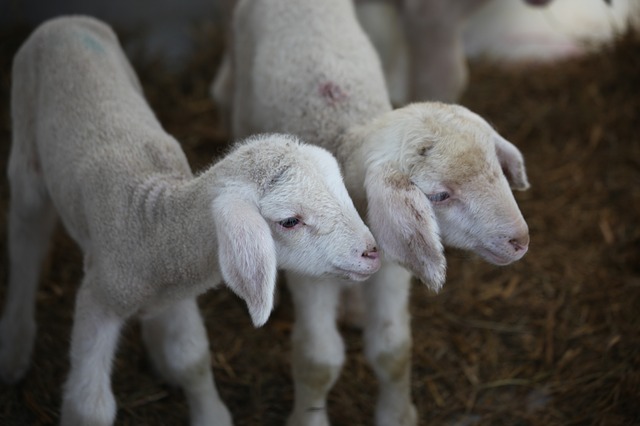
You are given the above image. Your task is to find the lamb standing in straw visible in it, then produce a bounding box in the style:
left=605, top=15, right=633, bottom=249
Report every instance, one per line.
left=218, top=0, right=530, bottom=424
left=0, top=15, right=380, bottom=426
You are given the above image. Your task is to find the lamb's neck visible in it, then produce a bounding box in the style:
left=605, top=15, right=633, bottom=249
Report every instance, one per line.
left=333, top=100, right=394, bottom=188
left=336, top=125, right=375, bottom=216
left=336, top=110, right=403, bottom=217
left=128, top=167, right=228, bottom=288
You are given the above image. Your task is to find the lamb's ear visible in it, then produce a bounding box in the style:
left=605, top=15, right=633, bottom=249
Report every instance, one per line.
left=494, top=134, right=530, bottom=191
left=365, top=164, right=446, bottom=292
left=213, top=194, right=276, bottom=327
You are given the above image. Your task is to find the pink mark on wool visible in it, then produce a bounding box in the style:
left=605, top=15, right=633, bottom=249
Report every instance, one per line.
left=318, top=81, right=348, bottom=105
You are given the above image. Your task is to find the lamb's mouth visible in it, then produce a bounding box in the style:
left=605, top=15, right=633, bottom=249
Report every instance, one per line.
left=476, top=247, right=519, bottom=266
left=334, top=268, right=374, bottom=282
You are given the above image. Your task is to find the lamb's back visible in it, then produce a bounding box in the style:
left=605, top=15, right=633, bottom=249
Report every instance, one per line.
left=11, top=16, right=191, bottom=249
left=234, top=0, right=392, bottom=153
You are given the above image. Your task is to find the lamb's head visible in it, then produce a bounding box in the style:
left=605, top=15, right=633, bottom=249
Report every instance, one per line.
left=364, top=103, right=529, bottom=291
left=213, top=134, right=380, bottom=326
left=257, top=137, right=381, bottom=280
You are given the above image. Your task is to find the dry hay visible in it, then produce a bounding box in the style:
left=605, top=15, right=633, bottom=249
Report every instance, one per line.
left=0, top=22, right=638, bottom=426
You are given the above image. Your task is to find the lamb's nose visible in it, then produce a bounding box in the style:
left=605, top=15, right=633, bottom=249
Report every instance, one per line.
left=509, top=233, right=530, bottom=252
left=362, top=246, right=379, bottom=260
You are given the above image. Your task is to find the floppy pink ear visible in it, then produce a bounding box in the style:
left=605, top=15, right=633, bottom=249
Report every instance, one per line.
left=213, top=194, right=277, bottom=327
left=365, top=164, right=446, bottom=292
left=494, top=134, right=530, bottom=191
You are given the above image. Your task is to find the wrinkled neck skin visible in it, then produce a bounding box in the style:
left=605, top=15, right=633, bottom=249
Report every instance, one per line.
left=108, top=163, right=237, bottom=315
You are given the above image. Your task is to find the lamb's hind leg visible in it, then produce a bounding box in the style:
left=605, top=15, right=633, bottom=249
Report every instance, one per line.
left=287, top=272, right=344, bottom=426
left=0, top=152, right=57, bottom=384
left=141, top=298, right=231, bottom=426
left=364, top=262, right=416, bottom=426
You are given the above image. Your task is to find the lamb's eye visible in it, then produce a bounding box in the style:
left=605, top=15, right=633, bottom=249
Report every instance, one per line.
left=279, top=217, right=301, bottom=228
left=426, top=192, right=450, bottom=203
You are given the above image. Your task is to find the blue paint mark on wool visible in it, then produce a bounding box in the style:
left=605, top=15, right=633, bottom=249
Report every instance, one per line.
left=77, top=31, right=105, bottom=54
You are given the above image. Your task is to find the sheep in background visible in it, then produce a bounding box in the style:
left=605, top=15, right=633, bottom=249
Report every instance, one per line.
left=220, top=0, right=530, bottom=424
left=356, top=0, right=630, bottom=105
left=355, top=0, right=554, bottom=104
left=0, top=16, right=380, bottom=426
left=463, top=0, right=635, bottom=62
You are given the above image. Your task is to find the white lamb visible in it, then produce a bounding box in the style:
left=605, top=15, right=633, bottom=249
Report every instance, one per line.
left=0, top=16, right=381, bottom=426
left=219, top=0, right=530, bottom=425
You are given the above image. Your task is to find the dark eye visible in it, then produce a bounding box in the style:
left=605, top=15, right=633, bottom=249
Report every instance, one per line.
left=279, top=217, right=301, bottom=228
left=426, top=192, right=450, bottom=203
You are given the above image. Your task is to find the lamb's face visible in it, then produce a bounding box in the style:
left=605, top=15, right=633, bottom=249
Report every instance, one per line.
left=260, top=145, right=380, bottom=282
left=363, top=103, right=529, bottom=290
left=406, top=115, right=529, bottom=266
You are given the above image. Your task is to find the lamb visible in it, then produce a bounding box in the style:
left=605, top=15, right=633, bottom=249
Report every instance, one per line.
left=0, top=16, right=381, bottom=426
left=219, top=0, right=530, bottom=424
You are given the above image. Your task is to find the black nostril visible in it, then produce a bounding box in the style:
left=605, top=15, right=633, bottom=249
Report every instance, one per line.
left=509, top=238, right=526, bottom=251
left=362, top=246, right=378, bottom=259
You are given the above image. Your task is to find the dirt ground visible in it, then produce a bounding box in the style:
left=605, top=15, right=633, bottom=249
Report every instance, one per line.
left=0, top=22, right=638, bottom=426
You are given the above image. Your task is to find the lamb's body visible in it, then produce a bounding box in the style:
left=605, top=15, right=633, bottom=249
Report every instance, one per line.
left=17, top=17, right=220, bottom=314
left=232, top=0, right=390, bottom=151
left=230, top=0, right=392, bottom=220
left=0, top=16, right=380, bottom=426
left=225, top=1, right=531, bottom=425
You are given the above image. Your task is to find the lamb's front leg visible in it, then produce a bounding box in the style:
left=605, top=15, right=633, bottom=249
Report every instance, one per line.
left=287, top=272, right=345, bottom=426
left=141, top=298, right=231, bottom=426
left=364, top=262, right=416, bottom=426
left=61, top=282, right=125, bottom=426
